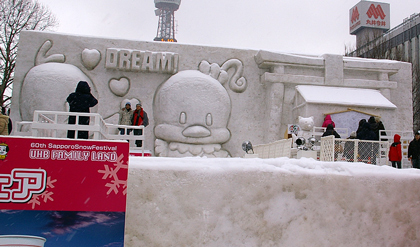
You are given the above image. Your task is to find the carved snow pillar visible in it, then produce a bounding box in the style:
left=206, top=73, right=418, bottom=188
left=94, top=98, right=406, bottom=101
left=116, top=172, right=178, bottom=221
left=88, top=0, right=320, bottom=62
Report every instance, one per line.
left=267, top=66, right=285, bottom=142
left=379, top=72, right=391, bottom=99
left=378, top=71, right=391, bottom=100
left=323, top=54, right=343, bottom=85
left=255, top=50, right=327, bottom=142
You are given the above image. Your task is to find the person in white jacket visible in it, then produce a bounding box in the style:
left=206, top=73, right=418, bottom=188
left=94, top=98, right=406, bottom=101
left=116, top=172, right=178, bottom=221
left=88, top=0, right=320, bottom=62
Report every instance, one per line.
left=118, top=102, right=133, bottom=135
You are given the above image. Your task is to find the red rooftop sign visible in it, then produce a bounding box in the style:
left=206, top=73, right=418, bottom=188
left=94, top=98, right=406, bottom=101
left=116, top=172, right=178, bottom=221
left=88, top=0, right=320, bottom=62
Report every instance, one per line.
left=349, top=1, right=390, bottom=35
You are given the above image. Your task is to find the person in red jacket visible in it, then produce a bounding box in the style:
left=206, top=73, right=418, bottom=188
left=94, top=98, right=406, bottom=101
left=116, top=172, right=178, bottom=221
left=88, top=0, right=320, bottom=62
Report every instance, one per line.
left=132, top=103, right=149, bottom=147
left=322, top=114, right=335, bottom=128
left=389, top=134, right=402, bottom=169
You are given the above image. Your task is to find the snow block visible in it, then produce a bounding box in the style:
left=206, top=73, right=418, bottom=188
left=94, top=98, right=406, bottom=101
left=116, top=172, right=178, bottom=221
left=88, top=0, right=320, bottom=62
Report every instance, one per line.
left=125, top=157, right=420, bottom=246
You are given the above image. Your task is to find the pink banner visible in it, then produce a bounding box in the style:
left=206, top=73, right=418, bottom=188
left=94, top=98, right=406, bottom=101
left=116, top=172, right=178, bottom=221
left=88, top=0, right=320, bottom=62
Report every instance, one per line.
left=0, top=136, right=129, bottom=212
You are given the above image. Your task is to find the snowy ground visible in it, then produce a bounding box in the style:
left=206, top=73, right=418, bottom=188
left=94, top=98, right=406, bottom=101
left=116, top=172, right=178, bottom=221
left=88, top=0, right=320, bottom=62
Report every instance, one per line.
left=124, top=156, right=420, bottom=246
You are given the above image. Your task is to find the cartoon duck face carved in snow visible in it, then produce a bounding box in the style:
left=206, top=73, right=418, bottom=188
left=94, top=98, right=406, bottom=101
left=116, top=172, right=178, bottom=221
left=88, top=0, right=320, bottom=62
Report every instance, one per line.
left=153, top=59, right=247, bottom=157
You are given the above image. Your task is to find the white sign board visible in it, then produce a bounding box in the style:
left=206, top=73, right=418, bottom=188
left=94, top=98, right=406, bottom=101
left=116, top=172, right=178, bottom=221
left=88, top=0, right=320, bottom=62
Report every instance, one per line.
left=349, top=1, right=390, bottom=34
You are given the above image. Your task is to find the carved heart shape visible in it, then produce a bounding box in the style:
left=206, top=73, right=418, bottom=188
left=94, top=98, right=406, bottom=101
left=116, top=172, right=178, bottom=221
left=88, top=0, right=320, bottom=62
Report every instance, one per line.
left=81, top=48, right=101, bottom=70
left=109, top=77, right=130, bottom=97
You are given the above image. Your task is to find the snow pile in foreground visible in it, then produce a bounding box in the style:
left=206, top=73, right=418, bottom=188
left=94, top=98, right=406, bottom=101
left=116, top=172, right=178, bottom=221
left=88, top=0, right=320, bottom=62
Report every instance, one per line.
left=125, top=157, right=420, bottom=247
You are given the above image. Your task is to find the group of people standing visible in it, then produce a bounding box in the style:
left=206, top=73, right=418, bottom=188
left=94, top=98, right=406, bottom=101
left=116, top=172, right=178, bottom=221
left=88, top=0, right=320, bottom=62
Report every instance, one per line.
left=118, top=101, right=149, bottom=147
left=321, top=114, right=406, bottom=169
left=322, top=115, right=386, bottom=141
left=66, top=81, right=148, bottom=147
left=356, top=116, right=386, bottom=141
left=321, top=114, right=420, bottom=169
left=321, top=115, right=387, bottom=141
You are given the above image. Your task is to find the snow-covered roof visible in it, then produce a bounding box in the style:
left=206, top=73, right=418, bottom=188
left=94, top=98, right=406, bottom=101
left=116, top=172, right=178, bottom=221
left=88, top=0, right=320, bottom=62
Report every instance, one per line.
left=296, top=85, right=397, bottom=109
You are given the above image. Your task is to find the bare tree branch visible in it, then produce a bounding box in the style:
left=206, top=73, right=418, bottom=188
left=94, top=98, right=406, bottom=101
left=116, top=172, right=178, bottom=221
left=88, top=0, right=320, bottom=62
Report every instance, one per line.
left=0, top=0, right=57, bottom=109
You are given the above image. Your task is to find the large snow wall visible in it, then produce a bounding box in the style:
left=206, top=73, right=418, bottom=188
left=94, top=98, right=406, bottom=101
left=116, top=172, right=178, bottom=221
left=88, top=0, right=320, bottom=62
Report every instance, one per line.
left=124, top=157, right=420, bottom=246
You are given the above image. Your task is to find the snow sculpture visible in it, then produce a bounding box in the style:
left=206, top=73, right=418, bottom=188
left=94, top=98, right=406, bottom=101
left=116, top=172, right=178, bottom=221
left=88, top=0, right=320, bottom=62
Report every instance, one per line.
left=35, top=40, right=65, bottom=65
left=292, top=116, right=315, bottom=148
left=298, top=116, right=314, bottom=131
left=198, top=59, right=247, bottom=93
left=20, top=40, right=98, bottom=121
left=109, top=77, right=130, bottom=97
left=153, top=59, right=247, bottom=157
left=81, top=48, right=101, bottom=70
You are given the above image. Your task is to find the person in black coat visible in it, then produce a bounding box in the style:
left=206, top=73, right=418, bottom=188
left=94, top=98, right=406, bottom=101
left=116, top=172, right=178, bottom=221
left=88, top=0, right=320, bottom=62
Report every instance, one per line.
left=66, top=81, right=98, bottom=139
left=356, top=119, right=367, bottom=135
left=408, top=131, right=420, bottom=169
left=375, top=117, right=387, bottom=141
left=357, top=122, right=378, bottom=164
left=357, top=122, right=376, bottom=141
left=322, top=124, right=341, bottom=138
left=368, top=116, right=379, bottom=140
left=322, top=124, right=341, bottom=160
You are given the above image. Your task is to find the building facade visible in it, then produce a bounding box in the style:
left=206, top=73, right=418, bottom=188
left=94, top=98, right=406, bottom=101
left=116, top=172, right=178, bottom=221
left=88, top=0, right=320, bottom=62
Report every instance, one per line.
left=347, top=11, right=420, bottom=131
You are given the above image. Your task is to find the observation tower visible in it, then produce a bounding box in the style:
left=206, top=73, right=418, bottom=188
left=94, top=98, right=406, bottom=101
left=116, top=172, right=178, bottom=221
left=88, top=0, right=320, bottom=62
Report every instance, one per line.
left=154, top=0, right=181, bottom=42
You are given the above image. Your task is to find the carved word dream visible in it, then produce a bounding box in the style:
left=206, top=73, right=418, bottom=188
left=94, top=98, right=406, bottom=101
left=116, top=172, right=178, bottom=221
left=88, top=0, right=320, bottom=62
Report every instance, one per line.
left=0, top=168, right=46, bottom=203
left=105, top=48, right=179, bottom=74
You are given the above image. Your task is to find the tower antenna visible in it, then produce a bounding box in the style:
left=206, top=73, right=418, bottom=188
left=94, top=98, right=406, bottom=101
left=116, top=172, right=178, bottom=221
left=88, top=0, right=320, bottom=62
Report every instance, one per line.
left=154, top=0, right=181, bottom=42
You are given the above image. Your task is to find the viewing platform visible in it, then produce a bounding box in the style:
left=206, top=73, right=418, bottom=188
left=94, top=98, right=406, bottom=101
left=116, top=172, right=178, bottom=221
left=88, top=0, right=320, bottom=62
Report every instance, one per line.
left=14, top=110, right=150, bottom=157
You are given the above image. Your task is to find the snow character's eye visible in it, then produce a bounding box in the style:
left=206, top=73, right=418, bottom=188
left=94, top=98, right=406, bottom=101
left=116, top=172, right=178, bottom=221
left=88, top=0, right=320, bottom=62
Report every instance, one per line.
left=206, top=113, right=213, bottom=126
left=179, top=112, right=187, bottom=124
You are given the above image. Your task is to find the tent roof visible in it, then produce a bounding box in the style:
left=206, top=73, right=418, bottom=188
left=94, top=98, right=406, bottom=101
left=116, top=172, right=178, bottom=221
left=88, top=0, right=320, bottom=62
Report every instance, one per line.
left=296, top=85, right=397, bottom=109
left=323, top=108, right=380, bottom=117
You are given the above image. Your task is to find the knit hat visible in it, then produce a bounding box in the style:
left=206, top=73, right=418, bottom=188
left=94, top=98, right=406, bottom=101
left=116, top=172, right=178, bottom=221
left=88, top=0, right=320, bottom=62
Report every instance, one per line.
left=125, top=102, right=131, bottom=106
left=416, top=130, right=420, bottom=136
left=136, top=103, right=142, bottom=107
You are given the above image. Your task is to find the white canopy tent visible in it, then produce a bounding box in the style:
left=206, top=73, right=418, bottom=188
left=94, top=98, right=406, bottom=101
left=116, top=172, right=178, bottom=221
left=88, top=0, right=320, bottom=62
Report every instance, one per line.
left=293, top=85, right=398, bottom=132
left=295, top=85, right=397, bottom=109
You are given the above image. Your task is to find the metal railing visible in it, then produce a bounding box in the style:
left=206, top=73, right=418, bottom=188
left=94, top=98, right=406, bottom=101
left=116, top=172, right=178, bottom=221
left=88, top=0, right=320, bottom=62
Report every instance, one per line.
left=320, top=135, right=389, bottom=166
left=30, top=111, right=107, bottom=139
left=253, top=138, right=292, bottom=159
left=15, top=110, right=146, bottom=155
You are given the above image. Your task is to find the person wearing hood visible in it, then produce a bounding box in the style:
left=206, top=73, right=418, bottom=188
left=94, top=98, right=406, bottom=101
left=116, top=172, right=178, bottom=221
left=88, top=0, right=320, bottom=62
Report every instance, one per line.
left=66, top=81, right=98, bottom=139
left=322, top=114, right=335, bottom=128
left=356, top=119, right=367, bottom=135
left=322, top=124, right=341, bottom=138
left=408, top=130, right=420, bottom=169
left=356, top=122, right=377, bottom=141
left=389, top=134, right=402, bottom=169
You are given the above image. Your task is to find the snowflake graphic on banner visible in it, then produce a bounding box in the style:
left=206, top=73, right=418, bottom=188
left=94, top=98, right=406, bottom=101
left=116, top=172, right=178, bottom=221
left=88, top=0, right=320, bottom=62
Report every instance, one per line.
left=98, top=154, right=128, bottom=195
left=28, top=175, right=57, bottom=209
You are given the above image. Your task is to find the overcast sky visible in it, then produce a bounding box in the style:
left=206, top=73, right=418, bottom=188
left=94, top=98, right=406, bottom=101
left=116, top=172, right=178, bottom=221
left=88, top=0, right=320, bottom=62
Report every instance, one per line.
left=36, top=0, right=419, bottom=56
